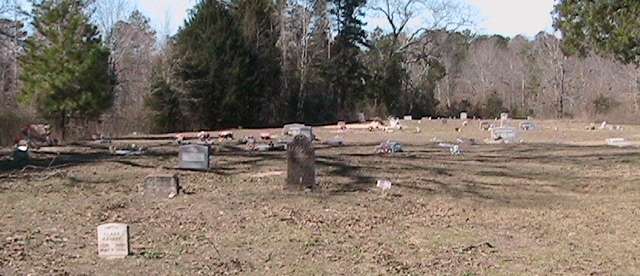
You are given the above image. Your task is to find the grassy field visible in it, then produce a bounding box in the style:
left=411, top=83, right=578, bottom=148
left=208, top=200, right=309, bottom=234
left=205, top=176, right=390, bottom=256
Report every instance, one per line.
left=1, top=119, right=640, bottom=275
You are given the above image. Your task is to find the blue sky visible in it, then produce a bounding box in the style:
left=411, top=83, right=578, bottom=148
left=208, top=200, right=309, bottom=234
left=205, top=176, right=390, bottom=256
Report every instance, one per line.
left=134, top=0, right=556, bottom=37
left=12, top=0, right=556, bottom=38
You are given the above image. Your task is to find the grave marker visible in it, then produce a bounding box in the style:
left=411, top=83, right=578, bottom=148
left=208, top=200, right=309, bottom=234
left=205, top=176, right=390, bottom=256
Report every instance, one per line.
left=97, top=223, right=129, bottom=259
left=500, top=113, right=509, bottom=120
left=143, top=174, right=179, bottom=199
left=178, top=144, right=210, bottom=170
left=460, top=112, right=468, bottom=120
left=286, top=135, right=316, bottom=191
left=290, top=125, right=314, bottom=140
left=490, top=127, right=520, bottom=143
left=403, top=115, right=413, bottom=121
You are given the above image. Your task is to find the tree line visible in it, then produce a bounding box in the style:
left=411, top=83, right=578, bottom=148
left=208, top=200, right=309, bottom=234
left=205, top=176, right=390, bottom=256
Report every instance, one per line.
left=0, top=0, right=639, bottom=142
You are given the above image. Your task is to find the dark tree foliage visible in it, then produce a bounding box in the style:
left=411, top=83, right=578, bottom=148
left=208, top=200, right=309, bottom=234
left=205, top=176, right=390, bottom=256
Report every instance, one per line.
left=174, top=0, right=262, bottom=129
left=147, top=69, right=184, bottom=133
left=553, top=0, right=640, bottom=65
left=20, top=0, right=114, bottom=140
left=323, top=0, right=368, bottom=119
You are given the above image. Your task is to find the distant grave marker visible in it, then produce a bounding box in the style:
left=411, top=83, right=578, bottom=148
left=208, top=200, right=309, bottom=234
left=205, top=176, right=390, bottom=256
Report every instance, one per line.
left=500, top=113, right=509, bottom=120
left=403, top=115, right=413, bottom=121
left=97, top=223, right=129, bottom=259
left=286, top=135, right=316, bottom=191
left=178, top=144, right=210, bottom=170
left=289, top=125, right=314, bottom=140
left=143, top=174, right=179, bottom=199
left=282, top=123, right=305, bottom=136
left=460, top=112, right=468, bottom=120
left=606, top=138, right=631, bottom=147
left=490, top=127, right=520, bottom=143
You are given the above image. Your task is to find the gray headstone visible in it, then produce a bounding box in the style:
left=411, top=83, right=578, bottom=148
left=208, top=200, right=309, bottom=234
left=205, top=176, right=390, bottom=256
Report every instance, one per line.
left=460, top=112, right=468, bottom=120
left=357, top=113, right=366, bottom=123
left=286, top=135, right=316, bottom=191
left=290, top=126, right=314, bottom=140
left=143, top=174, right=179, bottom=198
left=178, top=144, right=210, bottom=170
left=97, top=223, right=129, bottom=259
left=282, top=123, right=305, bottom=136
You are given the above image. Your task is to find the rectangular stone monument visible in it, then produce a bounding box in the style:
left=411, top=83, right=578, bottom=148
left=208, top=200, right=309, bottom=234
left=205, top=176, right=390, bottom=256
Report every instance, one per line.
left=290, top=126, right=314, bottom=140
left=490, top=127, right=520, bottom=143
left=143, top=174, right=179, bottom=199
left=286, top=135, right=316, bottom=191
left=178, top=144, right=210, bottom=170
left=282, top=123, right=305, bottom=136
left=97, top=223, right=129, bottom=259
left=403, top=115, right=413, bottom=121
left=460, top=112, right=468, bottom=120
left=500, top=113, right=509, bottom=120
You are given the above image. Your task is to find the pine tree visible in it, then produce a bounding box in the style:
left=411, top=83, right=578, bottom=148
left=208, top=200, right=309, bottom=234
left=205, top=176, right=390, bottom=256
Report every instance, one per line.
left=323, top=0, right=368, bottom=119
left=20, top=0, right=114, bottom=140
left=174, top=0, right=260, bottom=129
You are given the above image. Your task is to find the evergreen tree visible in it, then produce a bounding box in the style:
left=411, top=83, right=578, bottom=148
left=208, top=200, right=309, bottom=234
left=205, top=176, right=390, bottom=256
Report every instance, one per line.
left=174, top=0, right=260, bottom=129
left=147, top=68, right=183, bottom=133
left=20, top=0, right=114, bottom=140
left=554, top=0, right=640, bottom=65
left=231, top=0, right=282, bottom=125
left=323, top=0, right=368, bottom=119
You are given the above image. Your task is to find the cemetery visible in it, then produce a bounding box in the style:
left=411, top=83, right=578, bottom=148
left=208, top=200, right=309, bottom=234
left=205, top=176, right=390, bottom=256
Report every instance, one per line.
left=1, top=118, right=640, bottom=274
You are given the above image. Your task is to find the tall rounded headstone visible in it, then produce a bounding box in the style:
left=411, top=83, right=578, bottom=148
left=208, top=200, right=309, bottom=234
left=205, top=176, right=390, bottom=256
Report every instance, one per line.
left=286, top=135, right=316, bottom=191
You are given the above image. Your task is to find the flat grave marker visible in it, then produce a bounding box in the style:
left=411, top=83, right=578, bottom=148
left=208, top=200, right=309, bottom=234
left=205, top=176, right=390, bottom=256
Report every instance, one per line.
left=143, top=174, right=179, bottom=199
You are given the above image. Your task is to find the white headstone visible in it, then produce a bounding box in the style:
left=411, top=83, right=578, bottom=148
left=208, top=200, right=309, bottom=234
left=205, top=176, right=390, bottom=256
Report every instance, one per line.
left=500, top=113, right=509, bottom=120
left=606, top=138, right=631, bottom=147
left=97, top=223, right=129, bottom=259
left=490, top=127, right=520, bottom=143
left=460, top=112, right=468, bottom=120
left=403, top=115, right=413, bottom=121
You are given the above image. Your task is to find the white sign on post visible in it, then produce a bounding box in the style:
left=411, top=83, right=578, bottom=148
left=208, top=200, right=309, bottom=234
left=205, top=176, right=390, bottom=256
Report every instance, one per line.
left=97, top=223, right=130, bottom=259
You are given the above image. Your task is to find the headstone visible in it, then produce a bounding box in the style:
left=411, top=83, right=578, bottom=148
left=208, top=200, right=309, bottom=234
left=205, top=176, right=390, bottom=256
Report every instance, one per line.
left=286, top=135, right=316, bottom=191
left=178, top=144, right=210, bottom=170
left=606, top=138, right=631, bottom=147
left=403, top=115, right=413, bottom=121
left=460, top=112, right=468, bottom=120
left=490, top=127, right=520, bottom=143
left=143, top=174, right=179, bottom=199
left=500, top=113, right=509, bottom=120
left=282, top=123, right=305, bottom=136
left=290, top=126, right=314, bottom=140
left=97, top=223, right=129, bottom=259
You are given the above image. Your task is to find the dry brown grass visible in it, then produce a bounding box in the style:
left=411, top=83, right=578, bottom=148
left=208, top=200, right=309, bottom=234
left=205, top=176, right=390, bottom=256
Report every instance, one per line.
left=1, top=119, right=639, bottom=275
